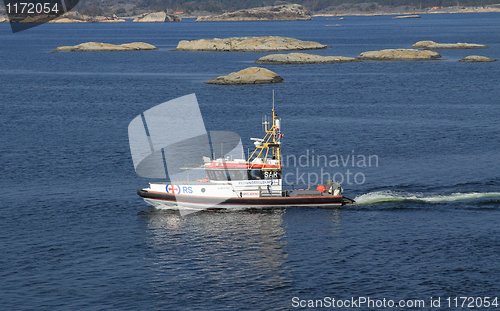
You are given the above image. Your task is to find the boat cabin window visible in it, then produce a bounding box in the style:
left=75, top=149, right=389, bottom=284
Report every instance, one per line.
left=205, top=169, right=281, bottom=181
left=206, top=170, right=226, bottom=181
left=248, top=169, right=262, bottom=180
left=229, top=170, right=246, bottom=180
left=206, top=169, right=248, bottom=181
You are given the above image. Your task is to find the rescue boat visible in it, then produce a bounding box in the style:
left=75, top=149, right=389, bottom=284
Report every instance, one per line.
left=136, top=102, right=355, bottom=211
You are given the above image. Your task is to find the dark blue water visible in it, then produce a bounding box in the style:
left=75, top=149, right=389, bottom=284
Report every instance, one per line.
left=1, top=14, right=500, bottom=310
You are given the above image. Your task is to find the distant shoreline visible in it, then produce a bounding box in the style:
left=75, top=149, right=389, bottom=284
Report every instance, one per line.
left=313, top=7, right=500, bottom=17
left=2, top=7, right=499, bottom=24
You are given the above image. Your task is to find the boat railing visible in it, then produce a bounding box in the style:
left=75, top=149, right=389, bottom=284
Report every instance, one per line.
left=259, top=190, right=283, bottom=197
left=283, top=184, right=319, bottom=190
left=237, top=186, right=282, bottom=197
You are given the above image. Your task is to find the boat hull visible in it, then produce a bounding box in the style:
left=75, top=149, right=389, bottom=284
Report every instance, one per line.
left=138, top=189, right=354, bottom=210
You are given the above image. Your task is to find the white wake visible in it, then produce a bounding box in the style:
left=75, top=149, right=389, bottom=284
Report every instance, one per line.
left=354, top=191, right=500, bottom=205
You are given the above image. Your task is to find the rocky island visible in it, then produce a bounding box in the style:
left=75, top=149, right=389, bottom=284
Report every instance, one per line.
left=174, top=36, right=328, bottom=52
left=255, top=53, right=358, bottom=64
left=19, top=15, right=53, bottom=23
left=206, top=67, right=284, bottom=85
left=49, top=18, right=87, bottom=23
left=413, top=41, right=489, bottom=49
left=52, top=42, right=158, bottom=52
left=50, top=17, right=126, bottom=23
left=17, top=12, right=126, bottom=23
left=133, top=12, right=181, bottom=22
left=196, top=4, right=311, bottom=22
left=357, top=49, right=441, bottom=60
left=392, top=15, right=421, bottom=18
left=458, top=55, right=498, bottom=62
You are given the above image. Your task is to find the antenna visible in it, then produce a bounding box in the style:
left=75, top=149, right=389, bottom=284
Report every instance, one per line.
left=272, top=89, right=275, bottom=111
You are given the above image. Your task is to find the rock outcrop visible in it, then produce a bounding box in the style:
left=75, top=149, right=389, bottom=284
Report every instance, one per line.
left=392, top=15, right=421, bottom=18
left=19, top=15, right=53, bottom=23
left=21, top=12, right=83, bottom=23
left=458, top=55, right=498, bottom=62
left=49, top=18, right=86, bottom=23
left=413, top=40, right=489, bottom=49
left=50, top=11, right=92, bottom=23
left=174, top=36, right=328, bottom=52
left=206, top=67, right=284, bottom=85
left=196, top=4, right=311, bottom=21
left=166, top=14, right=181, bottom=22
left=255, top=53, right=358, bottom=64
left=21, top=12, right=126, bottom=23
left=133, top=12, right=181, bottom=22
left=99, top=18, right=126, bottom=22
left=357, top=49, right=441, bottom=60
left=52, top=42, right=158, bottom=52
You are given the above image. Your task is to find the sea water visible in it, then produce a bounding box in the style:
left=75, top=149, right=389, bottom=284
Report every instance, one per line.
left=1, top=14, right=500, bottom=310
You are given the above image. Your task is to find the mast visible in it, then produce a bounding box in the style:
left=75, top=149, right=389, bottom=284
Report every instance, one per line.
left=248, top=95, right=282, bottom=170
left=272, top=89, right=275, bottom=111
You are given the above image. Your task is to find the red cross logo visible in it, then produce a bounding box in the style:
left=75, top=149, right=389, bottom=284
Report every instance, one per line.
left=166, top=185, right=180, bottom=194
